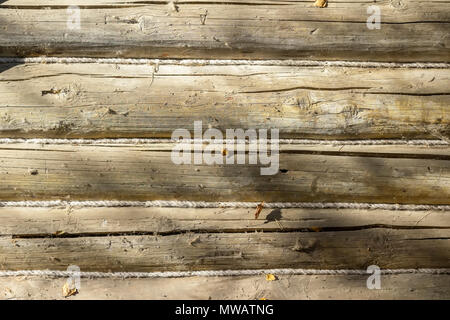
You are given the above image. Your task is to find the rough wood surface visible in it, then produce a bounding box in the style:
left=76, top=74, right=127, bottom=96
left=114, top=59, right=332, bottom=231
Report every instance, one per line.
left=0, top=143, right=449, bottom=203
left=1, top=0, right=449, bottom=300
left=0, top=63, right=449, bottom=139
left=1, top=228, right=449, bottom=271
left=1, top=1, right=449, bottom=61
left=1, top=207, right=449, bottom=236
left=1, top=274, right=449, bottom=300
left=1, top=206, right=447, bottom=272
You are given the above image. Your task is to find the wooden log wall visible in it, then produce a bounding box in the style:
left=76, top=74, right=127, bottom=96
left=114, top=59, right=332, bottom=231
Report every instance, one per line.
left=0, top=0, right=449, bottom=299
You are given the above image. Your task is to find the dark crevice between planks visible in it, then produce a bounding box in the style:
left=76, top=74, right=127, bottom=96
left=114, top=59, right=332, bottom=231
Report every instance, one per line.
left=2, top=147, right=450, bottom=161
left=132, top=149, right=450, bottom=161
left=9, top=225, right=450, bottom=239
left=406, top=237, right=450, bottom=241
left=239, top=87, right=450, bottom=96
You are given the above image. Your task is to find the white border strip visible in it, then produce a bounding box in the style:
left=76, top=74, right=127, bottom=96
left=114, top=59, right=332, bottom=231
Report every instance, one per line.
left=0, top=57, right=449, bottom=69
left=1, top=201, right=449, bottom=211
left=1, top=268, right=449, bottom=279
left=0, top=138, right=448, bottom=146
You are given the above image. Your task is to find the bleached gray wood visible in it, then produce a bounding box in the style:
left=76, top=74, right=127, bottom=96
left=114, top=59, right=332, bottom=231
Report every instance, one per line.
left=0, top=63, right=448, bottom=139
left=1, top=229, right=449, bottom=271
left=1, top=207, right=449, bottom=236
left=0, top=143, right=449, bottom=203
left=1, top=0, right=449, bottom=60
left=1, top=274, right=449, bottom=300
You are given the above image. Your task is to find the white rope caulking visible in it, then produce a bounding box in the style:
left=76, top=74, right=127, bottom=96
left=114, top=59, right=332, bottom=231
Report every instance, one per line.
left=0, top=57, right=449, bottom=69
left=0, top=268, right=449, bottom=279
left=0, top=138, right=448, bottom=146
left=1, top=200, right=449, bottom=211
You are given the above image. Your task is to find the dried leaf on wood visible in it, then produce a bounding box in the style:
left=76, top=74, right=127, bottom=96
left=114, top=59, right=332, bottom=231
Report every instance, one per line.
left=314, top=0, right=328, bottom=8
left=266, top=274, right=277, bottom=281
left=62, top=282, right=78, bottom=298
left=255, top=201, right=264, bottom=219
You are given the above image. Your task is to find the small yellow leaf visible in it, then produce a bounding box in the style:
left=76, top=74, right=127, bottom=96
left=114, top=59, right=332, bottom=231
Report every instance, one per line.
left=314, top=0, right=328, bottom=8
left=54, top=230, right=66, bottom=236
left=310, top=226, right=322, bottom=232
left=62, top=282, right=78, bottom=298
left=259, top=297, right=267, bottom=300
left=265, top=274, right=277, bottom=281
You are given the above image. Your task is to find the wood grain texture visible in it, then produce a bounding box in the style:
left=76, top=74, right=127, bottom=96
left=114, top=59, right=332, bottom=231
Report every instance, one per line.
left=1, top=0, right=448, bottom=300
left=1, top=229, right=449, bottom=271
left=1, top=274, right=449, bottom=300
left=1, top=207, right=449, bottom=236
left=1, top=1, right=449, bottom=61
left=0, top=143, right=449, bottom=203
left=0, top=63, right=448, bottom=139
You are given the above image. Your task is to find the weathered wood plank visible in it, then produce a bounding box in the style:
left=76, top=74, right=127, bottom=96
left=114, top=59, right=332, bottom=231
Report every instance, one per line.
left=1, top=1, right=449, bottom=61
left=1, top=229, right=449, bottom=271
left=0, top=143, right=449, bottom=203
left=1, top=274, right=449, bottom=300
left=1, top=207, right=449, bottom=236
left=0, top=63, right=448, bottom=139
left=4, top=0, right=450, bottom=9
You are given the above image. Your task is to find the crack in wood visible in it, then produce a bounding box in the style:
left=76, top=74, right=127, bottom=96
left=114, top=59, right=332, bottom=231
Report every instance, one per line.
left=9, top=225, right=450, bottom=239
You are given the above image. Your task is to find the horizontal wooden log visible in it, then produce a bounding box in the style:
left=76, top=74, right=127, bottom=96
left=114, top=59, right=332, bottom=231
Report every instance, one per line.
left=1, top=274, right=449, bottom=299
left=1, top=228, right=449, bottom=271
left=0, top=143, right=449, bottom=203
left=2, top=203, right=448, bottom=272
left=1, top=1, right=449, bottom=61
left=1, top=207, right=449, bottom=236
left=0, top=63, right=449, bottom=139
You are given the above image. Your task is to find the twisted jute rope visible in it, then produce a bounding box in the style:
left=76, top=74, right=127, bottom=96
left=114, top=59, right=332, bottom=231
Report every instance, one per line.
left=1, top=268, right=449, bottom=279
left=1, top=200, right=449, bottom=211
left=0, top=57, right=449, bottom=69
left=0, top=138, right=448, bottom=146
